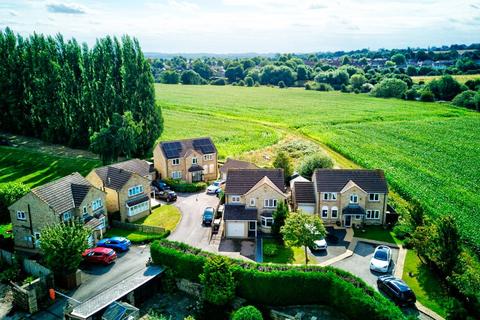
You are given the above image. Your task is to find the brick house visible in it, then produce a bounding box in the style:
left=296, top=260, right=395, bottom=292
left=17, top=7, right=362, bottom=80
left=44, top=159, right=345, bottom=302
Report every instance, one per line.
left=223, top=169, right=287, bottom=238
left=292, top=169, right=388, bottom=227
left=8, top=172, right=107, bottom=253
left=86, top=159, right=153, bottom=223
left=153, top=137, right=218, bottom=183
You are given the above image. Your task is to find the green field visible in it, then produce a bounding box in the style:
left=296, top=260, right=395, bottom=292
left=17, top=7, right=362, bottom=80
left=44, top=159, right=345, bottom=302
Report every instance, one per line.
left=412, top=74, right=480, bottom=84
left=156, top=84, right=480, bottom=246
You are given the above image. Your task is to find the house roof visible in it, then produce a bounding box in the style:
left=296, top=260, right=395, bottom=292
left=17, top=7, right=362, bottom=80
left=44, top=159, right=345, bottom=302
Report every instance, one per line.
left=314, top=169, right=388, bottom=193
left=94, top=159, right=151, bottom=191
left=293, top=181, right=316, bottom=204
left=219, top=158, right=258, bottom=174
left=126, top=194, right=150, bottom=207
left=110, top=159, right=153, bottom=178
left=224, top=205, right=257, bottom=221
left=224, top=169, right=285, bottom=195
left=188, top=165, right=204, bottom=172
left=31, top=172, right=95, bottom=214
left=159, top=137, right=216, bottom=159
left=289, top=175, right=309, bottom=189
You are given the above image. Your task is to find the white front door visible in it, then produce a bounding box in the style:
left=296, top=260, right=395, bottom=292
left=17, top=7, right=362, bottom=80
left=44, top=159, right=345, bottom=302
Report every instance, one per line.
left=226, top=222, right=245, bottom=238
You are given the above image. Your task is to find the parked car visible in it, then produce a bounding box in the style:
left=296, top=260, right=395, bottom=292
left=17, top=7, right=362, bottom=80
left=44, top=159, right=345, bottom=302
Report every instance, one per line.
left=82, top=247, right=117, bottom=265
left=370, top=245, right=392, bottom=273
left=311, top=238, right=328, bottom=251
left=202, top=207, right=215, bottom=226
left=206, top=180, right=225, bottom=194
left=377, top=275, right=416, bottom=306
left=156, top=190, right=177, bottom=202
left=96, top=237, right=131, bottom=252
left=152, top=180, right=170, bottom=191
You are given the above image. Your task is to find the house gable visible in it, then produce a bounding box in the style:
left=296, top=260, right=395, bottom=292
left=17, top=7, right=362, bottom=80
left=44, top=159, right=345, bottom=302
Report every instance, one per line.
left=245, top=176, right=286, bottom=199
left=340, top=180, right=367, bottom=195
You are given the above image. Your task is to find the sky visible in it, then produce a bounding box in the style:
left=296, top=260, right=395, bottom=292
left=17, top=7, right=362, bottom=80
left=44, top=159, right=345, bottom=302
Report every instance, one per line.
left=0, top=0, right=479, bottom=53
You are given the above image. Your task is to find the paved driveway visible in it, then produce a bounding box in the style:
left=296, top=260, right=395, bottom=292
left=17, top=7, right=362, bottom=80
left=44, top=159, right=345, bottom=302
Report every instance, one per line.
left=310, top=228, right=349, bottom=263
left=168, top=191, right=220, bottom=250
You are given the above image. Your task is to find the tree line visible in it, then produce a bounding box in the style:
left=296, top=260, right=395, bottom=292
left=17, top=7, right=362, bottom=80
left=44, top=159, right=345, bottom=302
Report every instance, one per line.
left=0, top=28, right=163, bottom=162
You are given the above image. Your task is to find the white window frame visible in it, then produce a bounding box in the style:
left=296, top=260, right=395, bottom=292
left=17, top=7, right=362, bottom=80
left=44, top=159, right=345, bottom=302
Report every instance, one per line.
left=249, top=198, right=256, bottom=207
left=192, top=157, right=198, bottom=165
left=369, top=193, right=380, bottom=202
left=331, top=206, right=338, bottom=218
left=17, top=211, right=26, bottom=221
left=92, top=198, right=103, bottom=211
left=63, top=212, right=72, bottom=221
left=355, top=215, right=361, bottom=220
left=374, top=210, right=380, bottom=219
left=128, top=185, right=144, bottom=197
left=264, top=199, right=277, bottom=208
left=322, top=192, right=337, bottom=201
left=97, top=216, right=106, bottom=229
left=350, top=194, right=359, bottom=204
left=231, top=195, right=241, bottom=203
left=203, top=154, right=214, bottom=161
left=171, top=171, right=182, bottom=179
left=261, top=216, right=274, bottom=228
left=321, top=206, right=329, bottom=218
left=171, top=158, right=180, bottom=166
left=127, top=201, right=149, bottom=217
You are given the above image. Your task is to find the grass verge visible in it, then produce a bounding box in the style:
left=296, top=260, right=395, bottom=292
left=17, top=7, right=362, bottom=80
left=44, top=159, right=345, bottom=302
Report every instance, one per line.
left=134, top=205, right=181, bottom=231
left=353, top=225, right=403, bottom=245
left=104, top=227, right=169, bottom=243
left=262, top=238, right=317, bottom=265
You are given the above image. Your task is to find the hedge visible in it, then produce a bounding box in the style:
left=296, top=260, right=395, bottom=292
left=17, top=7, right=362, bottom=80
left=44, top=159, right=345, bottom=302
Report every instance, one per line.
left=151, top=240, right=405, bottom=320
left=164, top=178, right=207, bottom=192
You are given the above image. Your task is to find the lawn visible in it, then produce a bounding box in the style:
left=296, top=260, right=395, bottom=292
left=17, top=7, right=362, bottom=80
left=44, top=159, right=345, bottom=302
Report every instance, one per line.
left=402, top=249, right=449, bottom=318
left=262, top=238, right=317, bottom=265
left=353, top=226, right=403, bottom=245
left=412, top=74, right=480, bottom=84
left=104, top=227, right=168, bottom=243
left=156, top=84, right=480, bottom=246
left=134, top=205, right=181, bottom=231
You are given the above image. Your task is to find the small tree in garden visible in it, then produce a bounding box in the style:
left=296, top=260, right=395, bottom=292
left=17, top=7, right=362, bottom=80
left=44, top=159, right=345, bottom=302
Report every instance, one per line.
left=271, top=201, right=288, bottom=236
left=272, top=151, right=293, bottom=182
left=199, top=255, right=236, bottom=306
left=298, top=153, right=333, bottom=179
left=281, top=212, right=326, bottom=264
left=40, top=220, right=90, bottom=275
left=232, top=305, right=263, bottom=320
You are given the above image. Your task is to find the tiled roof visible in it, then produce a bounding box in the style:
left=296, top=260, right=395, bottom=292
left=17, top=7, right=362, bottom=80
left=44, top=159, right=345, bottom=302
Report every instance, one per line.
left=225, top=169, right=285, bottom=195
left=32, top=172, right=93, bottom=214
left=293, top=181, right=316, bottom=204
left=314, top=169, right=388, bottom=193
left=159, top=137, right=216, bottom=159
left=343, top=204, right=366, bottom=215
left=224, top=205, right=257, bottom=221
left=219, top=159, right=258, bottom=174
left=95, top=166, right=132, bottom=191
left=110, top=159, right=153, bottom=178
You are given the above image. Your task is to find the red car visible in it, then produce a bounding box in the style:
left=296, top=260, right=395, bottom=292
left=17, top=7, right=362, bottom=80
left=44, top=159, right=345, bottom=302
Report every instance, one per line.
left=82, top=247, right=117, bottom=265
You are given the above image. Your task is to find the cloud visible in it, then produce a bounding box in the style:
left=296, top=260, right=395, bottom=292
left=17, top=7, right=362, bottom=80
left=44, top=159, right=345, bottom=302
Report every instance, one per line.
left=8, top=10, right=18, bottom=16
left=46, top=2, right=87, bottom=14
left=309, top=3, right=327, bottom=10
left=471, top=4, right=479, bottom=9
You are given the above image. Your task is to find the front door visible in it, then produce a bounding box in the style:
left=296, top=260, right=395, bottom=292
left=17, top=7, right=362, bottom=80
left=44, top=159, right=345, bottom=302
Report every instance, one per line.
left=345, top=215, right=352, bottom=227
left=192, top=171, right=203, bottom=182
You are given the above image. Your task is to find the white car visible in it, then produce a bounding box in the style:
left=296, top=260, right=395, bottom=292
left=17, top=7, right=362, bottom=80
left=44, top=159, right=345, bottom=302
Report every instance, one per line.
left=206, top=180, right=225, bottom=194
left=311, top=238, right=328, bottom=251
left=370, top=245, right=392, bottom=273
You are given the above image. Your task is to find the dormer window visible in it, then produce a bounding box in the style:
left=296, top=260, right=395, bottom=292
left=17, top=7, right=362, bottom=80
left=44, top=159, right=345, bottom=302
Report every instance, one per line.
left=128, top=185, right=144, bottom=197
left=350, top=194, right=359, bottom=204
left=192, top=157, right=198, bottom=165
left=171, top=158, right=180, bottom=165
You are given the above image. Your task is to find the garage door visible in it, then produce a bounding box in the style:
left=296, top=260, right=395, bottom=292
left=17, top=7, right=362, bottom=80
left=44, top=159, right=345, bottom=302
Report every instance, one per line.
left=298, top=204, right=315, bottom=214
left=226, top=222, right=245, bottom=238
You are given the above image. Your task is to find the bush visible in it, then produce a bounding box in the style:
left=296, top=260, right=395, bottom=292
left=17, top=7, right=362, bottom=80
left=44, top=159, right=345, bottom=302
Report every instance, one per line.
left=200, top=255, right=236, bottom=306
left=231, top=306, right=263, bottom=320
left=238, top=80, right=245, bottom=87
left=181, top=70, right=202, bottom=85
left=298, top=153, right=334, bottom=179
left=392, top=224, right=411, bottom=240
left=361, top=82, right=374, bottom=93
left=278, top=81, right=286, bottom=88
left=452, top=90, right=479, bottom=110
left=263, top=243, right=279, bottom=257
left=404, top=88, right=418, bottom=100
left=315, top=83, right=333, bottom=91
left=427, top=75, right=465, bottom=101
left=245, top=76, right=254, bottom=87
left=211, top=78, right=226, bottom=86
left=420, top=89, right=435, bottom=102
left=371, top=78, right=408, bottom=98
left=164, top=178, right=207, bottom=192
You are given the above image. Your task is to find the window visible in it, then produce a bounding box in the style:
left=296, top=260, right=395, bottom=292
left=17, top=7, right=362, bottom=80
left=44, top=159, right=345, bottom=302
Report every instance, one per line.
left=249, top=221, right=256, bottom=231
left=17, top=211, right=26, bottom=221
left=192, top=157, right=198, bottom=165
left=369, top=193, right=380, bottom=202
left=321, top=206, right=329, bottom=218
left=128, top=185, right=144, bottom=197
left=331, top=206, right=338, bottom=218
left=171, top=158, right=180, bottom=165
left=204, top=154, right=214, bottom=161
left=63, top=212, right=72, bottom=221
left=172, top=171, right=182, bottom=179
left=355, top=215, right=361, bottom=220
left=264, top=199, right=277, bottom=208
left=83, top=206, right=87, bottom=214
left=322, top=193, right=337, bottom=201
left=350, top=194, right=359, bottom=204
left=92, top=198, right=103, bottom=211
left=97, top=216, right=106, bottom=229
left=367, top=210, right=380, bottom=219
left=249, top=198, right=256, bottom=207
left=231, top=195, right=240, bottom=203
left=34, top=232, right=41, bottom=248
left=128, top=201, right=149, bottom=216
left=261, top=216, right=273, bottom=228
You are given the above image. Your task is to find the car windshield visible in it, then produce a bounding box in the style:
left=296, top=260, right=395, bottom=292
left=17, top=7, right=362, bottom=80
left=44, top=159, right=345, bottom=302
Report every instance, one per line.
left=204, top=209, right=214, bottom=216
left=213, top=182, right=220, bottom=187
left=108, top=250, right=115, bottom=256
left=374, top=250, right=388, bottom=261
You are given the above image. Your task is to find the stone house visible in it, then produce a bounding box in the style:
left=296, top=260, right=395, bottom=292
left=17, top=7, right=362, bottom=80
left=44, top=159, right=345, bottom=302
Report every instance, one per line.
left=86, top=159, right=153, bottom=223
left=292, top=169, right=388, bottom=227
left=153, top=137, right=218, bottom=183
left=223, top=169, right=287, bottom=238
left=8, top=172, right=107, bottom=254
left=219, top=158, right=258, bottom=180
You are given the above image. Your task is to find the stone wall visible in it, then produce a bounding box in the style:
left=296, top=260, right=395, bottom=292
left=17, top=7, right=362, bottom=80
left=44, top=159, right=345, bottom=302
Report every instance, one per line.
left=175, top=278, right=201, bottom=297
left=11, top=281, right=38, bottom=314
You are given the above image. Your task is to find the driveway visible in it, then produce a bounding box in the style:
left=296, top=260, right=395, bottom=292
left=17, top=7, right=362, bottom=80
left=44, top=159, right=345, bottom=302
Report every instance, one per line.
left=168, top=191, right=220, bottom=251
left=310, top=227, right=349, bottom=263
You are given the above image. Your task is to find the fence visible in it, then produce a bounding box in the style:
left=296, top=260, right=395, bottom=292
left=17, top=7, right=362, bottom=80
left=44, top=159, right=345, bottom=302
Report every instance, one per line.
left=111, top=220, right=166, bottom=234
left=0, top=248, right=13, bottom=265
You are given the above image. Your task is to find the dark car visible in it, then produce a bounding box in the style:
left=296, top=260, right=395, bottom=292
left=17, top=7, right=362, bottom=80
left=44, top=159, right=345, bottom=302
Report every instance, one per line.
left=152, top=180, right=170, bottom=191
left=156, top=190, right=177, bottom=202
left=377, top=275, right=416, bottom=306
left=96, top=237, right=132, bottom=252
left=202, top=207, right=215, bottom=226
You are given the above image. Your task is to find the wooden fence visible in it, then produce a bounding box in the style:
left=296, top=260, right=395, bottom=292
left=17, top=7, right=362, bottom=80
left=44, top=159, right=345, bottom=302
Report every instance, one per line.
left=111, top=220, right=166, bottom=234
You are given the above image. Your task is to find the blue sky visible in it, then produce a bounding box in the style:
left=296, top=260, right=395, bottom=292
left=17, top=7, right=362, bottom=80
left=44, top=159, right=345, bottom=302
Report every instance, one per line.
left=1, top=0, right=479, bottom=53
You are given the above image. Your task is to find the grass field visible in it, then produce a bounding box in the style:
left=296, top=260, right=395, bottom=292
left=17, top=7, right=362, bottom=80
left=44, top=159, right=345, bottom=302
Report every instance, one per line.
left=156, top=84, right=480, bottom=246
left=262, top=238, right=317, bottom=264
left=353, top=226, right=403, bottom=245
left=412, top=74, right=480, bottom=84
left=134, top=205, right=181, bottom=231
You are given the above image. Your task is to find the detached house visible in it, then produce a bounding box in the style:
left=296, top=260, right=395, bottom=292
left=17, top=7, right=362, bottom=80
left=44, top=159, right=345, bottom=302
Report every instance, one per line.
left=86, top=159, right=153, bottom=223
left=153, top=137, right=218, bottom=183
left=293, top=169, right=388, bottom=227
left=223, top=169, right=287, bottom=238
left=9, top=173, right=107, bottom=253
left=219, top=158, right=258, bottom=180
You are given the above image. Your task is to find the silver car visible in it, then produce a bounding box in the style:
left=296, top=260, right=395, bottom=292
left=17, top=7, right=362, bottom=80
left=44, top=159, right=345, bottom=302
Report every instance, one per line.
left=370, top=245, right=392, bottom=273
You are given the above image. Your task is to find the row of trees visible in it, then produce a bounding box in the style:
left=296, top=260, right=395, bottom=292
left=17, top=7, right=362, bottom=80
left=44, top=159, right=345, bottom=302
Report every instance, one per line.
left=0, top=28, right=163, bottom=161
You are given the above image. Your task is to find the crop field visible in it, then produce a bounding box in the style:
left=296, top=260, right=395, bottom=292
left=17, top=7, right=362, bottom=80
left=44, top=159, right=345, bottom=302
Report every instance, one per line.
left=412, top=74, right=480, bottom=84
left=156, top=84, right=480, bottom=245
